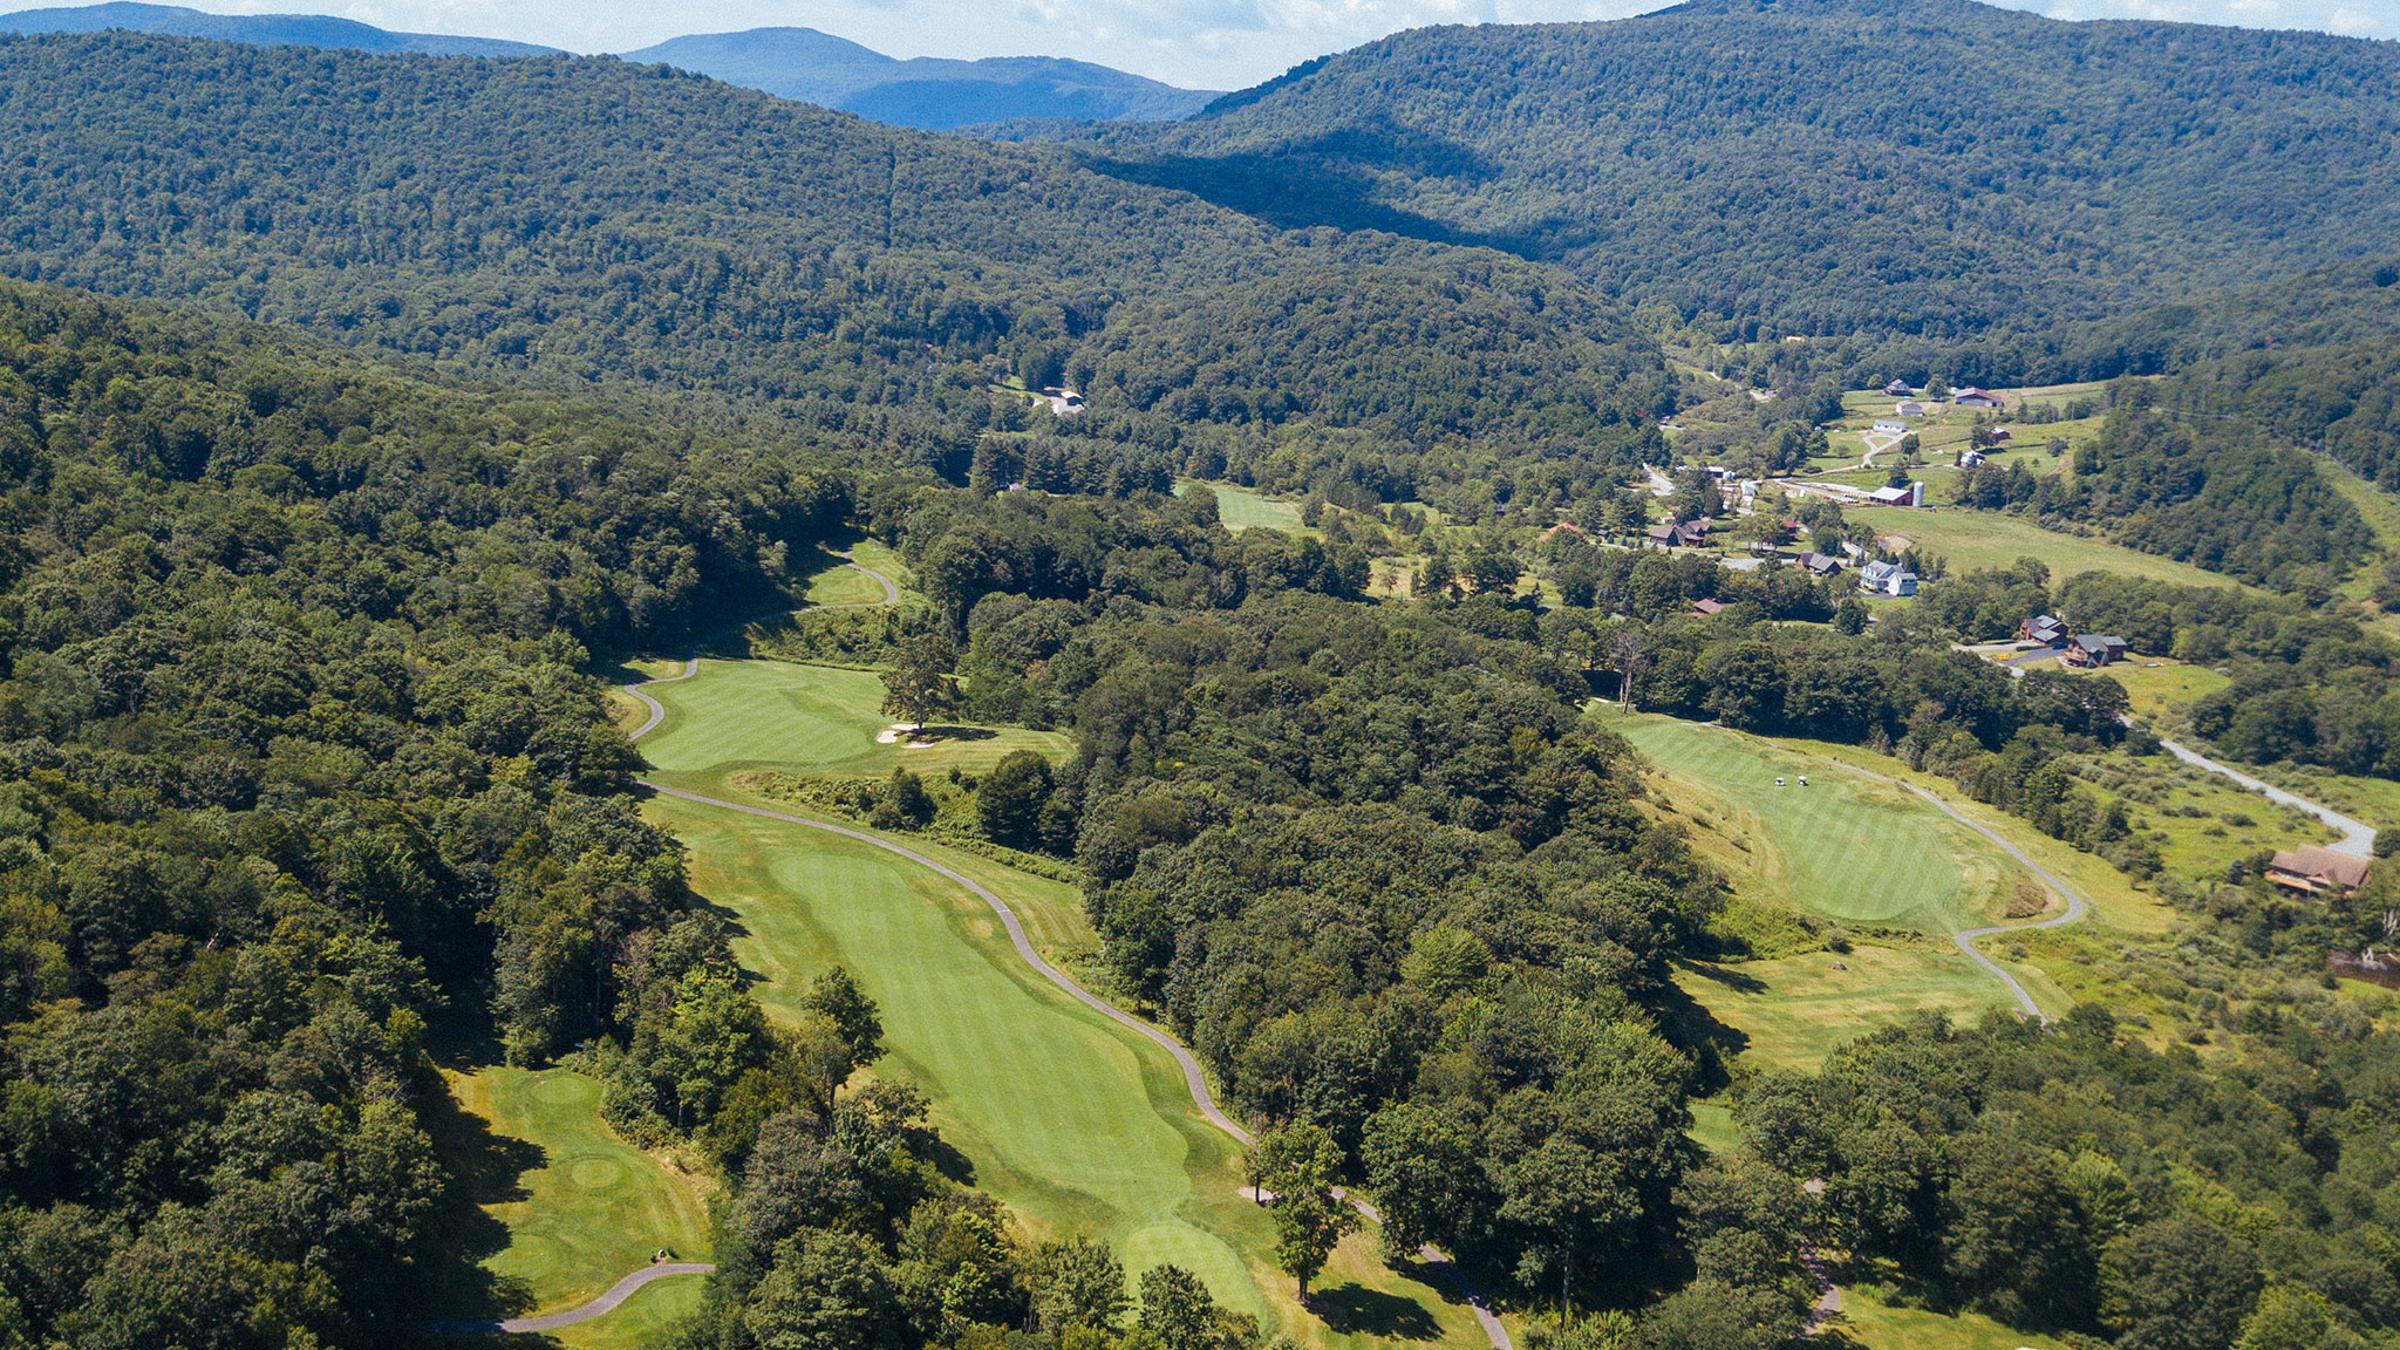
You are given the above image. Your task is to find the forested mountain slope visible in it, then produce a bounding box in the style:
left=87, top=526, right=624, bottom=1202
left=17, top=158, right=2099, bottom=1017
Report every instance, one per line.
left=0, top=1, right=553, bottom=56
left=0, top=32, right=1665, bottom=498
left=0, top=279, right=871, bottom=1342
left=1079, top=0, right=2400, bottom=342
left=622, top=27, right=1216, bottom=130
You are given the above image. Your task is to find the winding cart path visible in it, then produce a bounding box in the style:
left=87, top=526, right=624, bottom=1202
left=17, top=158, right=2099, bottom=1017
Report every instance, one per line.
left=621, top=577, right=1515, bottom=1349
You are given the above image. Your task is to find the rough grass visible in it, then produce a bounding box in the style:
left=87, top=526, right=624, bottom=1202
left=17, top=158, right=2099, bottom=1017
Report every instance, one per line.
left=1676, top=946, right=2022, bottom=1073
left=638, top=658, right=1073, bottom=781
left=2070, top=658, right=2229, bottom=723
left=1836, top=1282, right=2073, bottom=1350
left=423, top=1066, right=713, bottom=1322
left=638, top=659, right=1490, bottom=1348
left=1848, top=506, right=2255, bottom=592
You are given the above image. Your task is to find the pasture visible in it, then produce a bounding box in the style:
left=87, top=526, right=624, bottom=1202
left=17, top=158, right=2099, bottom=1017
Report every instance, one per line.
left=421, top=1066, right=712, bottom=1325
left=637, top=658, right=1073, bottom=781
left=1847, top=506, right=2252, bottom=591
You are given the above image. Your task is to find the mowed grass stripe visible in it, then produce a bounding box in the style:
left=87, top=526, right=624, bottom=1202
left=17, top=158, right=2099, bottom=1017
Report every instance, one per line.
left=1618, top=715, right=2005, bottom=933
left=656, top=795, right=1268, bottom=1321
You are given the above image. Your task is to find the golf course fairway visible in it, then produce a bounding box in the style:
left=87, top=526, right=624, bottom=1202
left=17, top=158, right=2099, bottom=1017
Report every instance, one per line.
left=638, top=656, right=1491, bottom=1348
left=1617, top=714, right=2059, bottom=1066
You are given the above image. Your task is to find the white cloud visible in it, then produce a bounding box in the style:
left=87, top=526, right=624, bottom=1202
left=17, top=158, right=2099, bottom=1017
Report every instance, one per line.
left=2330, top=5, right=2385, bottom=34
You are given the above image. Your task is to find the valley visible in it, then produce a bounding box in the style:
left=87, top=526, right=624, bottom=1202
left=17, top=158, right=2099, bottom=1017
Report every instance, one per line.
left=7, top=5, right=2400, bottom=1350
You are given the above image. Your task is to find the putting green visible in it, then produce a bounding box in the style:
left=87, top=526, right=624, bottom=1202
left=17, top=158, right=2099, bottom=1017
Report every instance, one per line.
left=639, top=658, right=1073, bottom=781
left=428, top=1065, right=712, bottom=1319
left=1618, top=715, right=2015, bottom=934
left=638, top=658, right=1493, bottom=1348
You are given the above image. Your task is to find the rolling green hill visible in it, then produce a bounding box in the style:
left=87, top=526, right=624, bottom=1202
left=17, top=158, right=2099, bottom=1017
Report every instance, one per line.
left=1079, top=0, right=2400, bottom=343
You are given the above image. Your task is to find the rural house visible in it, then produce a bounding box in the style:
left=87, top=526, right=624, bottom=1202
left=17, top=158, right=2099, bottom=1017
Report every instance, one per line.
left=1884, top=379, right=1912, bottom=397
left=2063, top=634, right=2128, bottom=667
left=1858, top=560, right=1918, bottom=597
left=1896, top=400, right=1930, bottom=417
left=2266, top=846, right=2372, bottom=898
left=1956, top=448, right=1986, bottom=467
left=1689, top=598, right=1729, bottom=617
left=2019, top=614, right=2068, bottom=646
left=1797, top=552, right=1844, bottom=577
left=1645, top=519, right=1711, bottom=549
left=1874, top=419, right=1908, bottom=435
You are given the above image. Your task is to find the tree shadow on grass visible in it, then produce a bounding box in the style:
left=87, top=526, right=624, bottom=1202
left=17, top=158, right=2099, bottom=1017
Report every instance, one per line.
left=408, top=1070, right=546, bottom=1324
left=902, top=725, right=996, bottom=743
left=1309, top=1284, right=1442, bottom=1341
left=1656, top=966, right=1753, bottom=1096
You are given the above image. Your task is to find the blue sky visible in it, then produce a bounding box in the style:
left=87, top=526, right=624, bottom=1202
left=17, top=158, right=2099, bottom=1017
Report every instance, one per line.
left=107, top=0, right=2400, bottom=87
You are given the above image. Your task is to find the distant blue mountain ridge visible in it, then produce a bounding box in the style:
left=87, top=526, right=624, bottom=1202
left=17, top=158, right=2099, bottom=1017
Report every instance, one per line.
left=0, top=4, right=1216, bottom=129
left=0, top=1, right=553, bottom=55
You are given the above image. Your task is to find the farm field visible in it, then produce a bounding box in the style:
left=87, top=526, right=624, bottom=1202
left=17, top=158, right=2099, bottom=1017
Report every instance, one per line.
left=419, top=1066, right=712, bottom=1329
left=637, top=657, right=1073, bottom=781
left=637, top=659, right=1492, bottom=1347
left=1847, top=506, right=2252, bottom=590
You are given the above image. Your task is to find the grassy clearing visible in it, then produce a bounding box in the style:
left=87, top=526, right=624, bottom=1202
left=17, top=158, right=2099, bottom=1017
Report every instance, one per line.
left=1176, top=478, right=1311, bottom=534
left=1848, top=506, right=2253, bottom=591
left=640, top=659, right=1488, bottom=1347
left=1618, top=713, right=2061, bottom=1066
left=638, top=658, right=1072, bottom=781
left=421, top=1066, right=712, bottom=1324
left=2070, top=658, right=2229, bottom=723
left=2069, top=748, right=2335, bottom=882
left=1779, top=737, right=2175, bottom=937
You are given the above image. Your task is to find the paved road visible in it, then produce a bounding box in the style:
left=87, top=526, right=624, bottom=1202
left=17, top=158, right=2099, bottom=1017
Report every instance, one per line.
left=1970, top=645, right=2375, bottom=857
left=2156, top=736, right=2376, bottom=858
left=428, top=1263, right=716, bottom=1335
left=626, top=656, right=1515, bottom=1349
